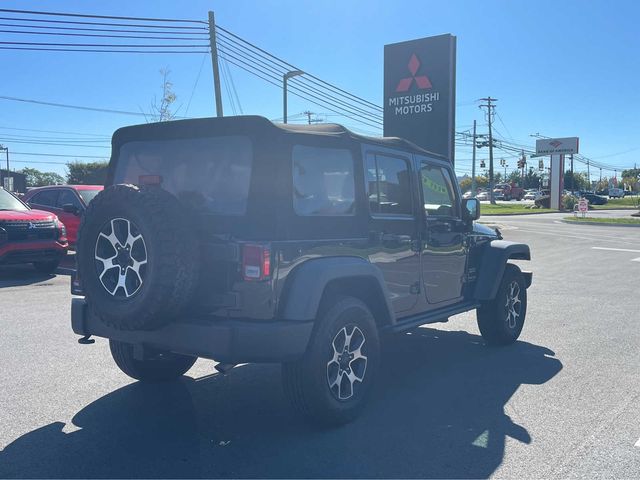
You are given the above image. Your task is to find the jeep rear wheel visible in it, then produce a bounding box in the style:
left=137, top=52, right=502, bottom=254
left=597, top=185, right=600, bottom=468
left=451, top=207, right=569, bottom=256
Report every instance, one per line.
left=109, top=340, right=197, bottom=382
left=76, top=184, right=199, bottom=330
left=282, top=296, right=379, bottom=426
left=477, top=264, right=527, bottom=346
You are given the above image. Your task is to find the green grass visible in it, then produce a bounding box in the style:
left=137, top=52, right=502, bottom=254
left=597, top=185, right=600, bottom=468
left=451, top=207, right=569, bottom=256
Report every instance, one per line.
left=591, top=196, right=640, bottom=210
left=480, top=203, right=556, bottom=215
left=563, top=216, right=640, bottom=225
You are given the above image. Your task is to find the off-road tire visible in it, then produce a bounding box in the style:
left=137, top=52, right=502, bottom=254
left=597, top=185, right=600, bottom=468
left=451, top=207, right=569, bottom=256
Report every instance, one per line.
left=33, top=259, right=60, bottom=274
left=109, top=340, right=197, bottom=382
left=477, top=263, right=527, bottom=346
left=77, top=184, right=199, bottom=330
left=282, top=296, right=380, bottom=426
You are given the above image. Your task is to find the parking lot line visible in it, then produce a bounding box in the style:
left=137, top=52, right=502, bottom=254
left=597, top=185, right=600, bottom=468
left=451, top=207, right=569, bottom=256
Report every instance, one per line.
left=591, top=247, right=640, bottom=253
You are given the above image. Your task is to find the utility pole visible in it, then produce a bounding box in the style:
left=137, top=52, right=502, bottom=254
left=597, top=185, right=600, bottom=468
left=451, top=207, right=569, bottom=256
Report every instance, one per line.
left=303, top=111, right=314, bottom=125
left=599, top=167, right=602, bottom=183
left=570, top=154, right=574, bottom=194
left=208, top=11, right=224, bottom=117
left=479, top=97, right=497, bottom=204
left=587, top=160, right=590, bottom=190
left=0, top=145, right=8, bottom=190
left=471, top=120, right=477, bottom=197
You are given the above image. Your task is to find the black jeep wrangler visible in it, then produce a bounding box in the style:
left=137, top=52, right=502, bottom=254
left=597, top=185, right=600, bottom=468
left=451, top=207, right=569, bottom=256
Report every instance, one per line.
left=72, top=115, right=532, bottom=425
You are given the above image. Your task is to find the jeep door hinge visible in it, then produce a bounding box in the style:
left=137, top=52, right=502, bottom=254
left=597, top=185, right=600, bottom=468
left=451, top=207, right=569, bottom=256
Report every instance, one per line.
left=410, top=281, right=421, bottom=294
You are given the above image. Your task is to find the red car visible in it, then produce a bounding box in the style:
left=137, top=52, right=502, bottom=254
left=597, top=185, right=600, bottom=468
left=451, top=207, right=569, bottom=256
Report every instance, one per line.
left=0, top=187, right=68, bottom=273
left=23, top=185, right=103, bottom=246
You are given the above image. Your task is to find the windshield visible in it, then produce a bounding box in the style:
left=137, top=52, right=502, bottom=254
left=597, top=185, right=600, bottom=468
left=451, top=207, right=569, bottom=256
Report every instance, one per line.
left=114, top=136, right=252, bottom=215
left=77, top=189, right=101, bottom=205
left=0, top=188, right=28, bottom=211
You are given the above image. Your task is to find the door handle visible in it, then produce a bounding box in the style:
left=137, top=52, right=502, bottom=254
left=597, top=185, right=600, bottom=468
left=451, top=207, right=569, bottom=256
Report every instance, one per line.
left=379, top=233, right=412, bottom=244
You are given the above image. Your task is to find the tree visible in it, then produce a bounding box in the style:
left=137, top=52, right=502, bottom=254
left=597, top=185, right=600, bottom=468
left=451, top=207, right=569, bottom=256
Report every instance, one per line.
left=20, top=167, right=65, bottom=187
left=522, top=167, right=541, bottom=189
left=621, top=168, right=640, bottom=181
left=146, top=67, right=178, bottom=122
left=564, top=170, right=589, bottom=192
left=66, top=161, right=109, bottom=185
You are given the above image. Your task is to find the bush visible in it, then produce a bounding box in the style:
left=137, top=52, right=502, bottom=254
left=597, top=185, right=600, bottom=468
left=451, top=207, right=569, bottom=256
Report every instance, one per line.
left=563, top=194, right=579, bottom=211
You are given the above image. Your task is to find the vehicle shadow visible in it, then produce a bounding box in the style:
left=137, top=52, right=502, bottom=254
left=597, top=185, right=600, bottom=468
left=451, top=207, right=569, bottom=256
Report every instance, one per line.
left=0, top=265, right=56, bottom=287
left=0, top=253, right=74, bottom=287
left=0, top=328, right=562, bottom=478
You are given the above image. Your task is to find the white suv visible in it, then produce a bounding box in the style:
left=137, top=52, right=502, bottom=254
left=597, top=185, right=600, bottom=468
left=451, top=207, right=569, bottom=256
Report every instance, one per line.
left=608, top=188, right=624, bottom=199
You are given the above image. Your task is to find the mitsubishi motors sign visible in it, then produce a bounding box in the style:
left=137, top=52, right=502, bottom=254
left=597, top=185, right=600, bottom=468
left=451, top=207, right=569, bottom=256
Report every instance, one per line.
left=536, top=137, right=579, bottom=155
left=384, top=34, right=456, bottom=163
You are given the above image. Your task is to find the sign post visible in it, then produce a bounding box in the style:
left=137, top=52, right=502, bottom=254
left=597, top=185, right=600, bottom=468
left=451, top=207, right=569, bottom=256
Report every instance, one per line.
left=536, top=137, right=579, bottom=210
left=383, top=34, right=456, bottom=164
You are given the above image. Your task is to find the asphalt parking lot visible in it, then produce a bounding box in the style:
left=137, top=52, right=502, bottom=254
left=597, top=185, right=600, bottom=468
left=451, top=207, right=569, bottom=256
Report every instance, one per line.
left=1, top=212, right=638, bottom=478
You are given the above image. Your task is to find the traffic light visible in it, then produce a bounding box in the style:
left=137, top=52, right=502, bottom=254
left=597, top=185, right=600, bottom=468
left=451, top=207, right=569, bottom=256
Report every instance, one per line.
left=538, top=159, right=544, bottom=171
left=480, top=160, right=486, bottom=168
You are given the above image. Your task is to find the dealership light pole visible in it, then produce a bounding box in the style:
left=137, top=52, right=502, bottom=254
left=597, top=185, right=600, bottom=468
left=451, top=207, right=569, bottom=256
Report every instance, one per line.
left=283, top=70, right=304, bottom=124
left=207, top=11, right=224, bottom=117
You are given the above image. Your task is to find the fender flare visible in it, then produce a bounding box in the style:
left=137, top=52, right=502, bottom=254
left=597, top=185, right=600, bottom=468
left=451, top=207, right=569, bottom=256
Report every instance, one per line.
left=473, top=240, right=531, bottom=301
left=278, top=256, right=395, bottom=324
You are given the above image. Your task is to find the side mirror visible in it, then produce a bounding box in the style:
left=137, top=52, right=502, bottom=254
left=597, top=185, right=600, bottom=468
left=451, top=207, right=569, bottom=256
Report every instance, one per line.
left=462, top=198, right=480, bottom=222
left=62, top=203, right=81, bottom=216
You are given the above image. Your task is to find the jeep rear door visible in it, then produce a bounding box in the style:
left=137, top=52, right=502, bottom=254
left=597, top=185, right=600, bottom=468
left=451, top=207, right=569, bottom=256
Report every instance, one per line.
left=364, top=149, right=420, bottom=314
left=417, top=158, right=467, bottom=307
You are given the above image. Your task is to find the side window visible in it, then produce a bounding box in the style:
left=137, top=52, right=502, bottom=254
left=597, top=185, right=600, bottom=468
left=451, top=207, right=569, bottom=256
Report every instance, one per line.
left=420, top=163, right=457, bottom=217
left=56, top=189, right=82, bottom=209
left=366, top=154, right=412, bottom=215
left=30, top=190, right=59, bottom=207
left=292, top=145, right=355, bottom=216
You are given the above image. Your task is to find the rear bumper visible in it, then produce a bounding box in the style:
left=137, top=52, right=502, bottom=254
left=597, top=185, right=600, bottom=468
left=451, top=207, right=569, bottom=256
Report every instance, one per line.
left=71, top=298, right=314, bottom=363
left=0, top=241, right=67, bottom=265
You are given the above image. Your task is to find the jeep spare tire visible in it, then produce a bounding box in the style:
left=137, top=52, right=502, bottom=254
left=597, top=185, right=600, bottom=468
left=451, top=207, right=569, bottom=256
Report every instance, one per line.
left=77, top=184, right=199, bottom=330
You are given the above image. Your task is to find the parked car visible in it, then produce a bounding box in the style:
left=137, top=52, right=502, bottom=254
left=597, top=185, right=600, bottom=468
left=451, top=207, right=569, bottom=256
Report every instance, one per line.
left=476, top=190, right=489, bottom=201
left=524, top=190, right=542, bottom=201
left=23, top=185, right=103, bottom=246
left=579, top=192, right=608, bottom=205
left=608, top=188, right=624, bottom=199
left=0, top=187, right=68, bottom=273
left=595, top=188, right=609, bottom=196
left=71, top=115, right=532, bottom=426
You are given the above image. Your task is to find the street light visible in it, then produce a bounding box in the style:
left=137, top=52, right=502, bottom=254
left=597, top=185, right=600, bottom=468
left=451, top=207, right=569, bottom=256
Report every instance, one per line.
left=0, top=145, right=8, bottom=191
left=283, top=70, right=304, bottom=124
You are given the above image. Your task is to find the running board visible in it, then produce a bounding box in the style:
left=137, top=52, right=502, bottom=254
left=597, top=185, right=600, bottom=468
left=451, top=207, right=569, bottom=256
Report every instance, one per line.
left=384, top=302, right=479, bottom=334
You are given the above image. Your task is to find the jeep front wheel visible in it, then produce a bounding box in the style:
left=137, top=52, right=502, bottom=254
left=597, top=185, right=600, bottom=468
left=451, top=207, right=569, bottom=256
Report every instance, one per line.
left=109, top=340, right=197, bottom=382
left=477, top=264, right=527, bottom=346
left=282, top=296, right=380, bottom=426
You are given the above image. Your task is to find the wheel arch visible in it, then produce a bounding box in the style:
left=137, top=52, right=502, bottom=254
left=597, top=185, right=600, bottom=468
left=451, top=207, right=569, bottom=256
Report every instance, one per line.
left=278, top=256, right=395, bottom=328
left=473, top=240, right=531, bottom=301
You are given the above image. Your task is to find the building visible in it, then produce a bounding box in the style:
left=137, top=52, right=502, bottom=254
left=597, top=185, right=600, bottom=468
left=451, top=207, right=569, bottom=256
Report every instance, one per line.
left=0, top=170, right=27, bottom=193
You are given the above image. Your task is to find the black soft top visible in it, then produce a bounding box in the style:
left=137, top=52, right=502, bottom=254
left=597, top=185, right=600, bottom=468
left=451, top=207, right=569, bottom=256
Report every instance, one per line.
left=111, top=115, right=446, bottom=160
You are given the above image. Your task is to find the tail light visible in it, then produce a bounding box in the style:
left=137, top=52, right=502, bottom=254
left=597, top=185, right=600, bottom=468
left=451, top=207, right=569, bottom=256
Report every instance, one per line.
left=242, top=244, right=271, bottom=281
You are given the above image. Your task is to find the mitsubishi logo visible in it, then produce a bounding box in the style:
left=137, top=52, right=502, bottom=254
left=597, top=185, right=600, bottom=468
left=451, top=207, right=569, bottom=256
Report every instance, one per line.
left=396, top=53, right=432, bottom=92
left=549, top=140, right=562, bottom=148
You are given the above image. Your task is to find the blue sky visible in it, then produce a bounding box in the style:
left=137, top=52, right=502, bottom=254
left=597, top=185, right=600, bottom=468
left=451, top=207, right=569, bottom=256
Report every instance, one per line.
left=1, top=0, right=638, bottom=180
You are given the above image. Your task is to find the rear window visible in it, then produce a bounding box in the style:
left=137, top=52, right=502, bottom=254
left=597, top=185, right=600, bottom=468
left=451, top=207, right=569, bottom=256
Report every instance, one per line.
left=77, top=189, right=101, bottom=205
left=114, top=136, right=253, bottom=215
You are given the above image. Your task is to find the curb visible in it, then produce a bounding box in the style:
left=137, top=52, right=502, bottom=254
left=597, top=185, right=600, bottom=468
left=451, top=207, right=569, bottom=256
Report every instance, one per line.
left=560, top=219, right=640, bottom=228
left=481, top=211, right=559, bottom=217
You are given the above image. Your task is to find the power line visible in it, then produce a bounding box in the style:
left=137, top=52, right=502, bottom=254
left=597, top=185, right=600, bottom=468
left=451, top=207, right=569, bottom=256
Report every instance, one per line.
left=0, top=22, right=209, bottom=35
left=10, top=151, right=108, bottom=159
left=215, top=25, right=382, bottom=113
left=0, top=46, right=209, bottom=53
left=0, top=29, right=210, bottom=41
left=0, top=95, right=190, bottom=118
left=0, top=41, right=210, bottom=47
left=0, top=15, right=207, bottom=30
left=0, top=126, right=109, bottom=137
left=0, top=8, right=207, bottom=24
left=216, top=35, right=382, bottom=122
